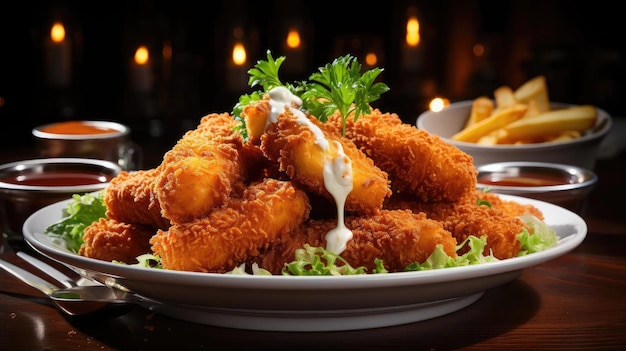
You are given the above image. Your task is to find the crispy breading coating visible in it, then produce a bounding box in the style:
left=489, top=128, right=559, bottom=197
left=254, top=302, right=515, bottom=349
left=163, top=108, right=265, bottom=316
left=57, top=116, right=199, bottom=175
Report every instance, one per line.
left=475, top=190, right=544, bottom=220
left=79, top=218, right=155, bottom=264
left=254, top=209, right=457, bottom=274
left=150, top=179, right=311, bottom=273
left=104, top=168, right=170, bottom=230
left=155, top=113, right=245, bottom=224
left=261, top=110, right=391, bottom=215
left=326, top=109, right=478, bottom=202
left=385, top=190, right=541, bottom=259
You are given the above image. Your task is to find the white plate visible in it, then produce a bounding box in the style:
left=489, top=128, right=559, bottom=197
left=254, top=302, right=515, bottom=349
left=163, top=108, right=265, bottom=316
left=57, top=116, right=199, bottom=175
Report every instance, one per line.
left=22, top=195, right=586, bottom=332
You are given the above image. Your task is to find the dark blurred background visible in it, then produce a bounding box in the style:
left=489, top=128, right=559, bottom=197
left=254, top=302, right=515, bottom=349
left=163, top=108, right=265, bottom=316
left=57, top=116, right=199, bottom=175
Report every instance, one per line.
left=1, top=0, right=624, bottom=165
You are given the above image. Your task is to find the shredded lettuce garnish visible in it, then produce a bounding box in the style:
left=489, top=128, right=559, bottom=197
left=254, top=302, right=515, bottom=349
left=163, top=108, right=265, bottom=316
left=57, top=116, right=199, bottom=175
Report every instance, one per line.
left=405, top=235, right=499, bottom=271
left=117, top=253, right=164, bottom=269
left=517, top=214, right=558, bottom=255
left=227, top=262, right=272, bottom=275
left=281, top=244, right=368, bottom=275
left=45, top=191, right=107, bottom=253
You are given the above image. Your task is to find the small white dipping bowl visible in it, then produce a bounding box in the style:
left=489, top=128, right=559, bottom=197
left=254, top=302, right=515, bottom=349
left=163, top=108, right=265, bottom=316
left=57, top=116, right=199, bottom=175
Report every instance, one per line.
left=475, top=161, right=597, bottom=214
left=416, top=101, right=612, bottom=170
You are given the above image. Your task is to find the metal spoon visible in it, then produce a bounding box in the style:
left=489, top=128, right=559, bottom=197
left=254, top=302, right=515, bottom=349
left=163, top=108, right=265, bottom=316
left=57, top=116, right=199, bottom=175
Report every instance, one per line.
left=0, top=258, right=138, bottom=317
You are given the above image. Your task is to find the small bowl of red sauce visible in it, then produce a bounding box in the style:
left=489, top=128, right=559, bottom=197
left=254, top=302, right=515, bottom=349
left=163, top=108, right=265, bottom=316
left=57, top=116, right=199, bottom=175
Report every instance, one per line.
left=32, top=120, right=142, bottom=170
left=476, top=161, right=597, bottom=214
left=0, top=158, right=121, bottom=244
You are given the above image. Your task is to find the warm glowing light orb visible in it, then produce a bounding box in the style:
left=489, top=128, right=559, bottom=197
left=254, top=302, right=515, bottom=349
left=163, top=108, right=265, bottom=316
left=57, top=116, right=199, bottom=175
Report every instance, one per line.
left=50, top=22, right=66, bottom=43
left=232, top=42, right=247, bottom=66
left=473, top=44, right=485, bottom=57
left=429, top=97, right=450, bottom=112
left=286, top=29, right=301, bottom=49
left=134, top=46, right=149, bottom=65
left=405, top=16, right=420, bottom=47
left=365, top=52, right=378, bottom=66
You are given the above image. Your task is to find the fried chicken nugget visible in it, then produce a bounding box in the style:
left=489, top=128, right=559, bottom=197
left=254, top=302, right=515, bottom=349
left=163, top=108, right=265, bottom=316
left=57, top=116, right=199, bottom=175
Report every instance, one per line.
left=150, top=179, right=311, bottom=273
left=386, top=191, right=537, bottom=259
left=261, top=109, right=391, bottom=215
left=79, top=218, right=155, bottom=264
left=326, top=109, right=477, bottom=202
left=476, top=190, right=544, bottom=220
left=254, top=209, right=456, bottom=274
left=104, top=168, right=170, bottom=230
left=155, top=113, right=245, bottom=224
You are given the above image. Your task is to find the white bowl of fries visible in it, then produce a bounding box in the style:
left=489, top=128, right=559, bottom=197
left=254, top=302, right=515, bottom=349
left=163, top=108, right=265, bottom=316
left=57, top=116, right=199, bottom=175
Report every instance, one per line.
left=416, top=76, right=612, bottom=170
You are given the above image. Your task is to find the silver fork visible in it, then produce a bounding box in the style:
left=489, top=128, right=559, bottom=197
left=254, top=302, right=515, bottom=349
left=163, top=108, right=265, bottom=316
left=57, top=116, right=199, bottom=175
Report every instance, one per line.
left=16, top=251, right=100, bottom=288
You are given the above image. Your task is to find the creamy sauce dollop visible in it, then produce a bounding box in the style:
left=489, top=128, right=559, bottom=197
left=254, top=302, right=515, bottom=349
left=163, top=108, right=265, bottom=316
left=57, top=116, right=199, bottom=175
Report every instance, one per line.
left=267, top=87, right=354, bottom=254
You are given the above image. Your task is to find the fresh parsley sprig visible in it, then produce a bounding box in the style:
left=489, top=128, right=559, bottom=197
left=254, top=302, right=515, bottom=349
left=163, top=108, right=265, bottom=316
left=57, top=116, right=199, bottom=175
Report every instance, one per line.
left=245, top=50, right=307, bottom=97
left=233, top=50, right=389, bottom=136
left=301, top=55, right=389, bottom=135
left=247, top=51, right=286, bottom=91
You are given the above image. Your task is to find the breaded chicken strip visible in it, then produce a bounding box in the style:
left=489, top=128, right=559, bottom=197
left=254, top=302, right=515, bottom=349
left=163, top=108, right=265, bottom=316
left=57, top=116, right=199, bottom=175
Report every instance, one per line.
left=79, top=218, right=155, bottom=264
left=475, top=190, right=544, bottom=220
left=254, top=209, right=457, bottom=274
left=150, top=179, right=311, bottom=273
left=104, top=168, right=170, bottom=230
left=385, top=191, right=539, bottom=259
left=155, top=113, right=244, bottom=224
left=325, top=109, right=477, bottom=202
left=261, top=109, right=391, bottom=215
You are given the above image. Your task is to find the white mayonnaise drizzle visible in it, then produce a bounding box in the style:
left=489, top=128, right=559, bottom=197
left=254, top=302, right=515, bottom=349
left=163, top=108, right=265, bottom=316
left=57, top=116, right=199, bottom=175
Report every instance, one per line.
left=267, top=86, right=353, bottom=254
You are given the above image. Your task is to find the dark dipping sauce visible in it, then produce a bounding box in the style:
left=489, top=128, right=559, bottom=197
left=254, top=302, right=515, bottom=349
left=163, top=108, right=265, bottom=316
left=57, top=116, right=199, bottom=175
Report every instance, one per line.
left=477, top=174, right=573, bottom=187
left=1, top=171, right=112, bottom=187
left=0, top=160, right=120, bottom=241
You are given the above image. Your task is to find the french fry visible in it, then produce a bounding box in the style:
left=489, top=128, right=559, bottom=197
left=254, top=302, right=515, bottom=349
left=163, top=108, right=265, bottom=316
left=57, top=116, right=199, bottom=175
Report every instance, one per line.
left=501, top=105, right=597, bottom=142
left=494, top=86, right=517, bottom=109
left=522, top=99, right=541, bottom=119
left=513, top=75, right=550, bottom=113
left=464, top=96, right=494, bottom=128
left=456, top=75, right=598, bottom=145
left=452, top=103, right=528, bottom=143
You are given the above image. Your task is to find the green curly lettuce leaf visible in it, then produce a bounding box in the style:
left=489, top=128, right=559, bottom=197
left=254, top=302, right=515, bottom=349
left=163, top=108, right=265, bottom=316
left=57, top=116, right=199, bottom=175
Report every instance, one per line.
left=405, top=235, right=500, bottom=271
left=281, top=244, right=369, bottom=276
left=44, top=192, right=107, bottom=253
left=517, top=214, right=558, bottom=255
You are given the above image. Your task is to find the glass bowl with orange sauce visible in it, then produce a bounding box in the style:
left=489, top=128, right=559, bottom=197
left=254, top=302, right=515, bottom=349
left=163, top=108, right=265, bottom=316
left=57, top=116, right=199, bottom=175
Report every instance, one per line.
left=0, top=158, right=121, bottom=245
left=476, top=161, right=597, bottom=214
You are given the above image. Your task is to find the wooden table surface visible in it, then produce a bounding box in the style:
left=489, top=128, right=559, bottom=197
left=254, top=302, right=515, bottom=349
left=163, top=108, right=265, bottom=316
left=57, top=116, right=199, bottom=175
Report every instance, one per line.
left=1, top=147, right=625, bottom=351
